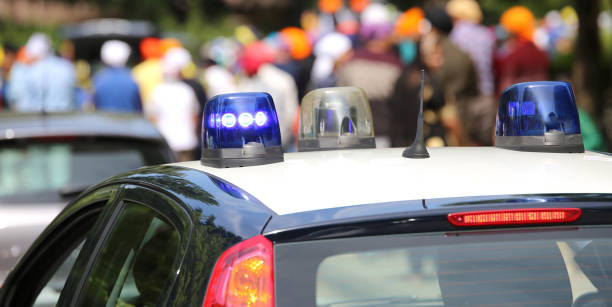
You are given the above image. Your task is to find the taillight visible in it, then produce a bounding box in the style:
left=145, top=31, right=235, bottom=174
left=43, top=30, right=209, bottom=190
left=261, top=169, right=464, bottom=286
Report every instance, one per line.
left=447, top=208, right=581, bottom=227
left=203, top=235, right=274, bottom=307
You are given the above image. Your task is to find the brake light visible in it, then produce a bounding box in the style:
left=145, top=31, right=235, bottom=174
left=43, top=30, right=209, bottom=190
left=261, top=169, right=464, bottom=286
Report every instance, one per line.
left=203, top=235, right=274, bottom=307
left=447, top=208, right=581, bottom=227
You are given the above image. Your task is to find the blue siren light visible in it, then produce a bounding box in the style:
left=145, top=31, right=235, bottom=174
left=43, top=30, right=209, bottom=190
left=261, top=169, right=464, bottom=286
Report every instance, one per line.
left=495, top=81, right=584, bottom=153
left=202, top=92, right=283, bottom=167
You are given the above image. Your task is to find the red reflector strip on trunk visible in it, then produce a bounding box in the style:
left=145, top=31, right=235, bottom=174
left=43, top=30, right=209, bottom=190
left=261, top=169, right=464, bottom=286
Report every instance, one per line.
left=447, top=208, right=582, bottom=227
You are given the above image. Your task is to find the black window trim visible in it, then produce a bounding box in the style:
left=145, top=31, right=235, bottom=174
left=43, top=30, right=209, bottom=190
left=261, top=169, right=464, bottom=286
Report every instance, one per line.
left=66, top=184, right=192, bottom=307
left=0, top=185, right=120, bottom=307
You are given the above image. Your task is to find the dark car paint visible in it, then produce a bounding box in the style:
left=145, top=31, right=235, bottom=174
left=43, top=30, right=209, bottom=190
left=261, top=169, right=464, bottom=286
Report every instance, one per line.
left=0, top=165, right=275, bottom=307
left=61, top=184, right=195, bottom=307
left=61, top=19, right=158, bottom=62
left=2, top=162, right=612, bottom=306
left=262, top=194, right=612, bottom=243
left=0, top=112, right=166, bottom=142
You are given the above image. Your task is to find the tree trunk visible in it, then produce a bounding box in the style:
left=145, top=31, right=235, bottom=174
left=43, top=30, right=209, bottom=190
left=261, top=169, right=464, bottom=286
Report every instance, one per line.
left=573, top=0, right=601, bottom=116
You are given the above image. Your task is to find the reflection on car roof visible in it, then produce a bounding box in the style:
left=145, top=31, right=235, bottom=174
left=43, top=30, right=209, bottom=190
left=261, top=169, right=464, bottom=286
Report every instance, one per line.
left=61, top=19, right=156, bottom=39
left=0, top=112, right=164, bottom=141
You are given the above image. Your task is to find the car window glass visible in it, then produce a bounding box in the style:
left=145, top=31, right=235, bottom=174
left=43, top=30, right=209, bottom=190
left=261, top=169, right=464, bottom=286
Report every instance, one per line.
left=32, top=240, right=85, bottom=307
left=78, top=202, right=180, bottom=307
left=0, top=139, right=168, bottom=203
left=276, top=227, right=612, bottom=307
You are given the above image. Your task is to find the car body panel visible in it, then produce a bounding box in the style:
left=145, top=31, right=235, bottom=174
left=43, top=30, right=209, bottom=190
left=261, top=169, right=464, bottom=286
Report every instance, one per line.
left=0, top=203, right=64, bottom=282
left=98, top=165, right=276, bottom=238
left=263, top=194, right=612, bottom=242
left=0, top=112, right=165, bottom=142
left=0, top=165, right=275, bottom=307
left=177, top=147, right=612, bottom=215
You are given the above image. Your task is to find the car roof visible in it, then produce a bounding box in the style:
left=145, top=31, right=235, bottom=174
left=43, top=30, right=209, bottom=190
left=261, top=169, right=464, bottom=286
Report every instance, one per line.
left=61, top=18, right=156, bottom=39
left=176, top=147, right=612, bottom=215
left=0, top=112, right=164, bottom=141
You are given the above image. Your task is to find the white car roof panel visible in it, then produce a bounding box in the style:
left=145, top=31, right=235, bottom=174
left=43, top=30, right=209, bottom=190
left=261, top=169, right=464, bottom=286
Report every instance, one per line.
left=177, top=147, right=612, bottom=215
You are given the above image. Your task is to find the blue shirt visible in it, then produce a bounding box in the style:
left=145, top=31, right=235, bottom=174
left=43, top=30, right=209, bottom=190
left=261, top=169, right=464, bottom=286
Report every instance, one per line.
left=7, top=56, right=76, bottom=112
left=93, top=67, right=142, bottom=113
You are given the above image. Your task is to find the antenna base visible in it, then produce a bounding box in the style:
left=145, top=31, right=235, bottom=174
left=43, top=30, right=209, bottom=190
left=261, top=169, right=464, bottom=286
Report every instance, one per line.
left=402, top=142, right=430, bottom=159
left=402, top=68, right=430, bottom=159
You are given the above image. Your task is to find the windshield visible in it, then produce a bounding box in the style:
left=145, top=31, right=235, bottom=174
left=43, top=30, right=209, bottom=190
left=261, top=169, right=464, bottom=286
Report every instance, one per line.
left=275, top=226, right=612, bottom=307
left=0, top=138, right=169, bottom=202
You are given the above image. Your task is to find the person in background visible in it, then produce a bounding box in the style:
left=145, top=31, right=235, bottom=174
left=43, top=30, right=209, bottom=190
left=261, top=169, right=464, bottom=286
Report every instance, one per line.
left=0, top=45, right=2, bottom=110
left=390, top=7, right=447, bottom=148
left=178, top=55, right=208, bottom=160
left=277, top=27, right=315, bottom=101
left=578, top=108, right=607, bottom=152
left=317, top=0, right=343, bottom=37
left=446, top=0, right=497, bottom=145
left=147, top=47, right=199, bottom=162
left=74, top=60, right=94, bottom=111
left=93, top=40, right=142, bottom=113
left=447, top=0, right=495, bottom=97
left=310, top=31, right=352, bottom=89
left=0, top=44, right=18, bottom=109
left=336, top=2, right=402, bottom=148
left=7, top=33, right=76, bottom=112
left=200, top=37, right=239, bottom=98
left=494, top=6, right=549, bottom=97
left=132, top=37, right=163, bottom=107
left=421, top=7, right=480, bottom=146
left=237, top=41, right=299, bottom=150
left=4, top=47, right=29, bottom=111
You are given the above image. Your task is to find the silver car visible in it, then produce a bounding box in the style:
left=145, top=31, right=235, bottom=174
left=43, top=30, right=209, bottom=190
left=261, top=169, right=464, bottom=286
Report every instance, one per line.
left=0, top=112, right=175, bottom=283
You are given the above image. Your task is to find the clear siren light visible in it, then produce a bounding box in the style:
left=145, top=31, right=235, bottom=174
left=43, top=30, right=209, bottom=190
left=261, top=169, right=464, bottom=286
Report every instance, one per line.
left=202, top=92, right=283, bottom=168
left=298, top=86, right=375, bottom=151
left=495, top=81, right=584, bottom=153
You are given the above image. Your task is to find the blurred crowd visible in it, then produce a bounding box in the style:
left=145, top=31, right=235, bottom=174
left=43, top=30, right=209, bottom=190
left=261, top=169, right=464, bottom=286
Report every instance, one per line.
left=0, top=0, right=608, bottom=160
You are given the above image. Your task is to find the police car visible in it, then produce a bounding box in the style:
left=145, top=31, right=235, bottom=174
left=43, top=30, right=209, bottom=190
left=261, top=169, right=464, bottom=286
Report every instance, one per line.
left=2, top=81, right=612, bottom=307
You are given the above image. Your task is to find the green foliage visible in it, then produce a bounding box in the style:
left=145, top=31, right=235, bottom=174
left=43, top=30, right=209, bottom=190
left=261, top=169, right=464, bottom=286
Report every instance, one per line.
left=479, top=0, right=574, bottom=25
left=159, top=6, right=237, bottom=51
left=0, top=21, right=61, bottom=49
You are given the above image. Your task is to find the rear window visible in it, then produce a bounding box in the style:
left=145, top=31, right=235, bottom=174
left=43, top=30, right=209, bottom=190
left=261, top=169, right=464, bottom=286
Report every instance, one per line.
left=0, top=138, right=170, bottom=202
left=275, top=226, right=612, bottom=307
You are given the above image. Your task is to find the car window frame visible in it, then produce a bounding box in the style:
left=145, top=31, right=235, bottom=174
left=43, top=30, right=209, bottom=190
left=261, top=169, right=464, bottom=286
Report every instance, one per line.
left=64, top=184, right=192, bottom=307
left=0, top=185, right=121, bottom=307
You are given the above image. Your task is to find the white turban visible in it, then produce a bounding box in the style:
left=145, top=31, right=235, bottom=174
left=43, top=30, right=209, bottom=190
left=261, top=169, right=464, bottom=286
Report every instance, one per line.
left=162, top=47, right=192, bottom=78
left=25, top=33, right=52, bottom=59
left=101, top=40, right=131, bottom=67
left=314, top=32, right=352, bottom=59
left=361, top=3, right=393, bottom=26
left=311, top=32, right=352, bottom=84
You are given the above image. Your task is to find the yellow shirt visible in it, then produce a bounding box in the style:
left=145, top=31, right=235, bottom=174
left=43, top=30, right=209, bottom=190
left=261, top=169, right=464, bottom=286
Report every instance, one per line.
left=132, top=59, right=162, bottom=106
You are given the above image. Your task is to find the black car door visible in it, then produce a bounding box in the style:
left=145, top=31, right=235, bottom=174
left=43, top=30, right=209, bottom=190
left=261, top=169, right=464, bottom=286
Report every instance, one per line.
left=59, top=184, right=192, bottom=307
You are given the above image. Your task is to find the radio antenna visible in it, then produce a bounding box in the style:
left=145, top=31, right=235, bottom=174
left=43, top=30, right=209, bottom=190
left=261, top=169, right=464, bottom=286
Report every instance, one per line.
left=402, top=69, right=430, bottom=159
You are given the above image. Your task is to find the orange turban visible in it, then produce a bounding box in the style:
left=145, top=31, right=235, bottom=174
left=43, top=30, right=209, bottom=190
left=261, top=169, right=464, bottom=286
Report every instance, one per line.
left=318, top=0, right=343, bottom=14
left=395, top=7, right=425, bottom=37
left=280, top=27, right=312, bottom=60
left=350, top=0, right=370, bottom=13
left=160, top=38, right=182, bottom=55
left=140, top=37, right=162, bottom=59
left=500, top=6, right=536, bottom=41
